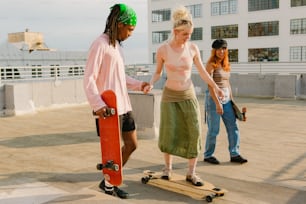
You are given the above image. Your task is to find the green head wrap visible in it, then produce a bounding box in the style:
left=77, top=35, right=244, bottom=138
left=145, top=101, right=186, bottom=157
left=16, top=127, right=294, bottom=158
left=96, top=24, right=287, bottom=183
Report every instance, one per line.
left=111, top=4, right=137, bottom=26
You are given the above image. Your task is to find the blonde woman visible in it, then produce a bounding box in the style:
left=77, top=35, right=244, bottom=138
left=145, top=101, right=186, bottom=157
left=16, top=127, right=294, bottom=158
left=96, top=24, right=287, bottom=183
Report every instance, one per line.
left=149, top=6, right=224, bottom=186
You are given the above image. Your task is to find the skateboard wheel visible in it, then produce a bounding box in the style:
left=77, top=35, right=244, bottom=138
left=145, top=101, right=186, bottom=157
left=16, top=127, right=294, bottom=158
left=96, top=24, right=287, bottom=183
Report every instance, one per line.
left=96, top=163, right=103, bottom=170
left=110, top=108, right=116, bottom=115
left=206, top=195, right=213, bottom=202
left=141, top=177, right=149, bottom=184
left=113, top=164, right=119, bottom=171
left=104, top=108, right=116, bottom=117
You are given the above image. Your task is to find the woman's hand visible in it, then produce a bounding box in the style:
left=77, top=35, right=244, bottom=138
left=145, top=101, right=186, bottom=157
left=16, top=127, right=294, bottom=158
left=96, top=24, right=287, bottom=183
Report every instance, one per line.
left=216, top=87, right=225, bottom=101
left=216, top=103, right=224, bottom=115
left=141, top=82, right=153, bottom=94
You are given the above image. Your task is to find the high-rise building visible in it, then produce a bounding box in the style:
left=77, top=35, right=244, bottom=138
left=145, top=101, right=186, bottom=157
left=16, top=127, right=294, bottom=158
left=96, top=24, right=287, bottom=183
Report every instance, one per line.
left=148, top=0, right=306, bottom=64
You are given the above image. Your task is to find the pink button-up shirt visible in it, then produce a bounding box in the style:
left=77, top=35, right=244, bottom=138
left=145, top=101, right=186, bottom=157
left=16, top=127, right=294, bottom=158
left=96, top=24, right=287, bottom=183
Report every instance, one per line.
left=83, top=34, right=143, bottom=115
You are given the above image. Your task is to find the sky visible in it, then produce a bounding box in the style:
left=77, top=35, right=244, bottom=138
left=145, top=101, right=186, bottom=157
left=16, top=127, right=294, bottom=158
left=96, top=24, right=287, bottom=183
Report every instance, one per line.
left=0, top=0, right=149, bottom=64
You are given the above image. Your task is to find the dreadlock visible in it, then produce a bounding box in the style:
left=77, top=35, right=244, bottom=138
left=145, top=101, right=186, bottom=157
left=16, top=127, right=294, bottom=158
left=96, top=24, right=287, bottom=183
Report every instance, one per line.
left=104, top=4, right=121, bottom=47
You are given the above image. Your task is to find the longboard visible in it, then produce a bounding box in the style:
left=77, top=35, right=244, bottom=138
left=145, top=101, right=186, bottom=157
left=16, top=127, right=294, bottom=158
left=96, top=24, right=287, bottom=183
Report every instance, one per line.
left=231, top=100, right=247, bottom=121
left=141, top=170, right=227, bottom=203
left=94, top=90, right=122, bottom=186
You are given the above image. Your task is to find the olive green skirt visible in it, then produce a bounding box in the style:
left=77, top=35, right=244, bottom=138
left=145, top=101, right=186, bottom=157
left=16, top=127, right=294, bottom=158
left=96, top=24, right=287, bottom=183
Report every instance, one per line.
left=158, top=86, right=202, bottom=159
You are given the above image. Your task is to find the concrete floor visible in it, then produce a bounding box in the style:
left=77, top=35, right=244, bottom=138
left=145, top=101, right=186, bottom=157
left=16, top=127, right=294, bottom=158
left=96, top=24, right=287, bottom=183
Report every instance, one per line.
left=0, top=97, right=305, bottom=204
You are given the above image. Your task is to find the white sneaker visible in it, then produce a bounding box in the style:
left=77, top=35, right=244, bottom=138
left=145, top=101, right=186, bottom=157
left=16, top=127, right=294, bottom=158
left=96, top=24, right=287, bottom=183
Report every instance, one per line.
left=186, top=174, right=204, bottom=186
left=161, top=168, right=172, bottom=180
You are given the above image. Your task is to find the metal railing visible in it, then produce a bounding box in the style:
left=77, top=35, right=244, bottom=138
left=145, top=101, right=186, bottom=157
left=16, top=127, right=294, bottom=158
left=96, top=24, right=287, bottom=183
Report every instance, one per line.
left=0, top=65, right=84, bottom=83
left=129, top=62, right=306, bottom=75
left=1, top=62, right=306, bottom=83
left=228, top=62, right=306, bottom=75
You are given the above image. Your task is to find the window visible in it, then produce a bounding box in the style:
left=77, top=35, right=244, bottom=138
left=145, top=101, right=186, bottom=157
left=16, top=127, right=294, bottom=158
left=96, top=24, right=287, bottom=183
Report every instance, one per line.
left=211, top=24, right=238, bottom=39
left=68, top=66, right=83, bottom=76
left=186, top=4, right=202, bottom=18
left=290, top=46, right=306, bottom=62
left=228, top=49, right=238, bottom=62
left=191, top=27, right=203, bottom=41
left=152, top=9, right=171, bottom=22
left=248, top=21, right=279, bottom=37
left=211, top=0, right=238, bottom=16
left=32, top=66, right=42, bottom=78
left=1, top=68, right=20, bottom=80
left=220, top=1, right=229, bottom=15
left=152, top=31, right=171, bottom=44
left=152, top=52, right=156, bottom=64
left=248, top=47, right=279, bottom=62
left=248, top=0, right=279, bottom=11
left=290, top=18, right=306, bottom=34
left=50, top=65, right=60, bottom=77
left=291, top=0, right=306, bottom=7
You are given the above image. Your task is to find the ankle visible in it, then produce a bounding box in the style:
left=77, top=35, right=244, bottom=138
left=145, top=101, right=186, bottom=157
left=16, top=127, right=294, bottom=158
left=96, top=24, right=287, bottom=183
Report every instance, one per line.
left=104, top=180, right=113, bottom=188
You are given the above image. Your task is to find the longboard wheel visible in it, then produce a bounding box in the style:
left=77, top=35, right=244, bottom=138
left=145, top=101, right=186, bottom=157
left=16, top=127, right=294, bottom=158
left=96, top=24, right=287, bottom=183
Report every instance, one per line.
left=141, top=177, right=149, bottom=184
left=206, top=195, right=213, bottom=202
left=96, top=163, right=103, bottom=170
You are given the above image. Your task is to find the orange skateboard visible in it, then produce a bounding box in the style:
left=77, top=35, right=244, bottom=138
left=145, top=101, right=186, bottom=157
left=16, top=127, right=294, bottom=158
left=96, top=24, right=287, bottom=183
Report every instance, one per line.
left=231, top=100, right=247, bottom=121
left=94, top=90, right=122, bottom=186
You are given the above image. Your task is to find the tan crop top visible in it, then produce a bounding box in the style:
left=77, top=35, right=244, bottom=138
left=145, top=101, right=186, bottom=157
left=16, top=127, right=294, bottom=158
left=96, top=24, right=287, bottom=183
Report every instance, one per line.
left=212, top=67, right=230, bottom=88
left=164, top=42, right=193, bottom=82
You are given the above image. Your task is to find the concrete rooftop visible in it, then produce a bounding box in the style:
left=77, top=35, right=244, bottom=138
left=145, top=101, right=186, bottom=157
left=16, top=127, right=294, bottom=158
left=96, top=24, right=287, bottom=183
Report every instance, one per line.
left=0, top=97, right=305, bottom=204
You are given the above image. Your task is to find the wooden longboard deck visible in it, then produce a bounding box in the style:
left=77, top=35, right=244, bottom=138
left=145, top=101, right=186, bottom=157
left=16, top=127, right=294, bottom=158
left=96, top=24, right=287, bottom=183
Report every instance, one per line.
left=98, top=90, right=122, bottom=186
left=142, top=170, right=227, bottom=202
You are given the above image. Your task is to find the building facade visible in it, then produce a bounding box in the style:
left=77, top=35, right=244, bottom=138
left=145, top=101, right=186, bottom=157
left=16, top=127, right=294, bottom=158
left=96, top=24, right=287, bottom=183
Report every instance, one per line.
left=148, top=0, right=306, bottom=64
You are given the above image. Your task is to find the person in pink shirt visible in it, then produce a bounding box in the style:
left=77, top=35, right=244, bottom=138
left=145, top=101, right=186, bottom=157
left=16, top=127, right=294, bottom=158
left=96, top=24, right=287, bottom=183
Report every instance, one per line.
left=83, top=3, right=150, bottom=199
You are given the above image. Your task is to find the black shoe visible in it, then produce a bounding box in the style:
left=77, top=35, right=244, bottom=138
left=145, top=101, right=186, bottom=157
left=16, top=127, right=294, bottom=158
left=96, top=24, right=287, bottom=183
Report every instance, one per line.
left=204, top=156, right=220, bottom=164
left=231, top=155, right=248, bottom=164
left=114, top=186, right=129, bottom=199
left=99, top=179, right=114, bottom=195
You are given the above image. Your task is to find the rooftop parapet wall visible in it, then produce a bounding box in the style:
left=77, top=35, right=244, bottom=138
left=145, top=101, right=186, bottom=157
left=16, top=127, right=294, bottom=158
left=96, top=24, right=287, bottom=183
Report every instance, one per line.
left=0, top=73, right=305, bottom=117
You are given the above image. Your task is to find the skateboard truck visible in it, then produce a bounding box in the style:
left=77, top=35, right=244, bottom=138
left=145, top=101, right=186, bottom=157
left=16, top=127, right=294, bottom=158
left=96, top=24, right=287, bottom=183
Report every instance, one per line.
left=96, top=160, right=119, bottom=171
left=103, top=107, right=116, bottom=117
left=92, top=107, right=116, bottom=118
left=205, top=188, right=224, bottom=203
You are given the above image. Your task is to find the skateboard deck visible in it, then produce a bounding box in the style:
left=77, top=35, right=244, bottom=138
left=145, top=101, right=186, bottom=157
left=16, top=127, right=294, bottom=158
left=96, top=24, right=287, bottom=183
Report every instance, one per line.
left=141, top=170, right=227, bottom=203
left=95, top=90, right=122, bottom=186
left=231, top=100, right=247, bottom=121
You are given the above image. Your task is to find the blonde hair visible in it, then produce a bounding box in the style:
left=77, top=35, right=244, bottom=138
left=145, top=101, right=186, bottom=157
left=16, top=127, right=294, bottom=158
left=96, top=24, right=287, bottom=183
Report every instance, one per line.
left=172, top=6, right=193, bottom=30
